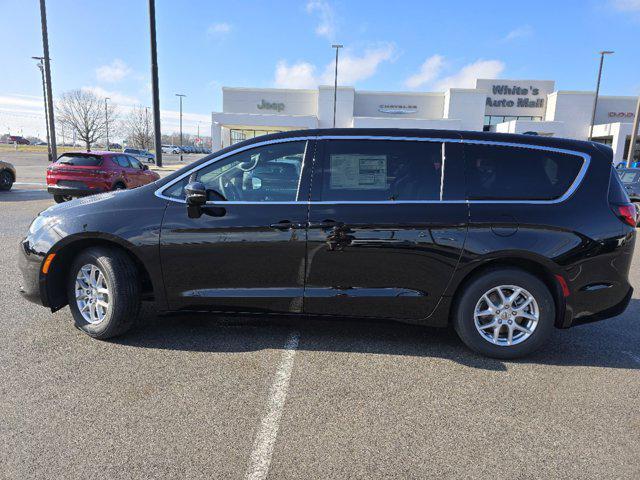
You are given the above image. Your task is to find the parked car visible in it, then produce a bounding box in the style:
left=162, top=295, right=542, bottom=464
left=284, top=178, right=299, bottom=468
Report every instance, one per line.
left=8, top=135, right=30, bottom=145
left=123, top=148, right=155, bottom=164
left=20, top=129, right=636, bottom=358
left=46, top=151, right=160, bottom=203
left=617, top=168, right=640, bottom=202
left=0, top=159, right=16, bottom=190
left=161, top=144, right=181, bottom=154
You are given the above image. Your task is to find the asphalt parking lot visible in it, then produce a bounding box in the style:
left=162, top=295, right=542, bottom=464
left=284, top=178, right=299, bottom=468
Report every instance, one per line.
left=1, top=151, right=640, bottom=479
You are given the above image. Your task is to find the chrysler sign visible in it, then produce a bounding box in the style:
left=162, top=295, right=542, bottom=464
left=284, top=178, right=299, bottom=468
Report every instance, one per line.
left=378, top=104, right=418, bottom=114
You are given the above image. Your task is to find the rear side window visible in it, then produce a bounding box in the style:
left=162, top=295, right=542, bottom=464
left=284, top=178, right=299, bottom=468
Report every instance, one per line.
left=619, top=170, right=640, bottom=184
left=114, top=155, right=131, bottom=168
left=463, top=144, right=584, bottom=201
left=320, top=140, right=443, bottom=201
left=56, top=154, right=102, bottom=167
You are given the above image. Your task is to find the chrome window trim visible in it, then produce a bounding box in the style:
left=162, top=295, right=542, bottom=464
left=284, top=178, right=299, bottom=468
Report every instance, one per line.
left=155, top=134, right=591, bottom=206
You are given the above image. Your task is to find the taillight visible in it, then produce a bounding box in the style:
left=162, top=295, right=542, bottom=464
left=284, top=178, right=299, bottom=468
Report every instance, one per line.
left=612, top=203, right=638, bottom=227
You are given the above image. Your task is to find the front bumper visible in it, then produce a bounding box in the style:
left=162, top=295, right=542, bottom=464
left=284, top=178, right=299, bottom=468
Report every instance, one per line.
left=18, top=239, right=47, bottom=307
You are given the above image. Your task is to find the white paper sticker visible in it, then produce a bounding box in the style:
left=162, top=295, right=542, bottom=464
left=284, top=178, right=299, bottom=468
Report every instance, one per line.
left=330, top=154, right=387, bottom=190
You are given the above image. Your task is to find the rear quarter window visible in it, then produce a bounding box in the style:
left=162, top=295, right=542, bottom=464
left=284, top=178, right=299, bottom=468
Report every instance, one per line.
left=463, top=144, right=584, bottom=201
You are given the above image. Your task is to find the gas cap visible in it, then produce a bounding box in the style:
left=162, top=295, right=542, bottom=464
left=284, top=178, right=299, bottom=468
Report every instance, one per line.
left=491, top=214, right=518, bottom=237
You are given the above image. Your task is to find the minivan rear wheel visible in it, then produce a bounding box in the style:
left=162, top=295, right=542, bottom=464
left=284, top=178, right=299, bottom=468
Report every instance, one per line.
left=453, top=268, right=555, bottom=359
left=67, top=246, right=141, bottom=339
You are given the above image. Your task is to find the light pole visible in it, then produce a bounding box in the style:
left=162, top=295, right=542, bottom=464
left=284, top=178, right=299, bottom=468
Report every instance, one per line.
left=104, top=97, right=110, bottom=151
left=332, top=44, right=343, bottom=128
left=588, top=50, right=614, bottom=140
left=148, top=0, right=162, bottom=167
left=627, top=96, right=640, bottom=168
left=39, top=0, right=57, bottom=160
left=32, top=56, right=51, bottom=161
left=176, top=93, right=186, bottom=161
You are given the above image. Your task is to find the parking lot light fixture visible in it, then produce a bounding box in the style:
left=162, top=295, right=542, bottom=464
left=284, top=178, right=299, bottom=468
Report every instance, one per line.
left=31, top=56, right=52, bottom=160
left=176, top=93, right=186, bottom=161
left=104, top=97, right=110, bottom=151
left=589, top=50, right=614, bottom=140
left=332, top=44, right=343, bottom=128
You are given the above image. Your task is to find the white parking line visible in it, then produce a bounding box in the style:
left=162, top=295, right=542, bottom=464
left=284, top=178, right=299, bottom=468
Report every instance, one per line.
left=245, top=331, right=300, bottom=480
left=14, top=182, right=47, bottom=187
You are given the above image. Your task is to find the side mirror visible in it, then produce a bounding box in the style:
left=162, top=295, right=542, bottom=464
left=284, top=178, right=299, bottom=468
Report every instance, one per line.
left=185, top=181, right=207, bottom=218
left=142, top=164, right=149, bottom=171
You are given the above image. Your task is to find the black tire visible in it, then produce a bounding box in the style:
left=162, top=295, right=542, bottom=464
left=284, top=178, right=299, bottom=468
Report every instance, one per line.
left=53, top=194, right=72, bottom=203
left=452, top=268, right=555, bottom=359
left=0, top=170, right=13, bottom=191
left=113, top=182, right=126, bottom=190
left=67, top=246, right=140, bottom=339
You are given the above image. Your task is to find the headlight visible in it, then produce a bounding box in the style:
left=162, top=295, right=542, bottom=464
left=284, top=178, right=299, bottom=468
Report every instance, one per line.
left=28, top=215, right=54, bottom=234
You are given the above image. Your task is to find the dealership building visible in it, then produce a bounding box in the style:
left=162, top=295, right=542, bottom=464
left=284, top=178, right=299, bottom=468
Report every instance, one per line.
left=211, top=78, right=639, bottom=165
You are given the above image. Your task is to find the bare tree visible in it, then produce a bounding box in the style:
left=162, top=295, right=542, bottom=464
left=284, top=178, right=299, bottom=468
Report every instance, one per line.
left=56, top=89, right=117, bottom=151
left=122, top=106, right=153, bottom=150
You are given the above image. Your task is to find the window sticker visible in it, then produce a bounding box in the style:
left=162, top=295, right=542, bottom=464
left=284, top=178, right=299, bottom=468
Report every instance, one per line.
left=330, top=154, right=387, bottom=190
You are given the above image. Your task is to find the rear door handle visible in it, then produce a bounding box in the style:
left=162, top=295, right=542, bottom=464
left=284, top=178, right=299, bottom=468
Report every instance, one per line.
left=270, top=220, right=304, bottom=230
left=308, top=219, right=340, bottom=229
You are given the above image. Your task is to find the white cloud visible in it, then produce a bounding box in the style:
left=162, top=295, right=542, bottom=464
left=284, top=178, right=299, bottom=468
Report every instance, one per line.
left=306, top=1, right=336, bottom=39
left=81, top=86, right=140, bottom=106
left=502, top=25, right=533, bottom=42
left=434, top=59, right=505, bottom=90
left=404, top=55, right=444, bottom=89
left=274, top=61, right=318, bottom=89
left=321, top=44, right=396, bottom=85
left=207, top=22, right=232, bottom=36
left=274, top=44, right=396, bottom=89
left=610, top=0, right=640, bottom=10
left=95, top=59, right=131, bottom=83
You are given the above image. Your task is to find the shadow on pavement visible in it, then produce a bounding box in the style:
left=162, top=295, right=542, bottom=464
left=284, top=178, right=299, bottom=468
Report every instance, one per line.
left=112, top=299, right=640, bottom=372
left=0, top=189, right=51, bottom=202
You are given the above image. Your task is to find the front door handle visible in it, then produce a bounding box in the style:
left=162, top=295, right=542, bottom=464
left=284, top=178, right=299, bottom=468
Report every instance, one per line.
left=308, top=219, right=340, bottom=229
left=270, top=220, right=304, bottom=230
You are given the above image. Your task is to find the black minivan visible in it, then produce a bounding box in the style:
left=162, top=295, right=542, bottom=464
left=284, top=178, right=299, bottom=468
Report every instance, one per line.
left=19, top=129, right=636, bottom=358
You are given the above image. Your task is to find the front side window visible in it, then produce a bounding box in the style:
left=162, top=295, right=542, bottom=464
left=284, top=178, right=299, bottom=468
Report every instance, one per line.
left=128, top=156, right=143, bottom=169
left=463, top=144, right=584, bottom=201
left=163, top=141, right=306, bottom=202
left=319, top=140, right=443, bottom=201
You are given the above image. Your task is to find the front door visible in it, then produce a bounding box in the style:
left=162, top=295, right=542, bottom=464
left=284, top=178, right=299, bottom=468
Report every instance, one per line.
left=304, top=137, right=468, bottom=321
left=160, top=139, right=313, bottom=313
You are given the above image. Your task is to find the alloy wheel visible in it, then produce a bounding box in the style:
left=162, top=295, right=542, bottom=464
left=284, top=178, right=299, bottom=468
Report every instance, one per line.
left=74, top=264, right=110, bottom=324
left=473, top=285, right=539, bottom=346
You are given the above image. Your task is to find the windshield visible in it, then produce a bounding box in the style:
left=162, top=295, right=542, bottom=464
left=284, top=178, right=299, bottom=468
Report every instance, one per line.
left=618, top=170, right=640, bottom=184
left=56, top=154, right=102, bottom=166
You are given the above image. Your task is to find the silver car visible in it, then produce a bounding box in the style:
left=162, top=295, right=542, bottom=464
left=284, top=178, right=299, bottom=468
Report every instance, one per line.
left=0, top=159, right=16, bottom=191
left=618, top=168, right=640, bottom=202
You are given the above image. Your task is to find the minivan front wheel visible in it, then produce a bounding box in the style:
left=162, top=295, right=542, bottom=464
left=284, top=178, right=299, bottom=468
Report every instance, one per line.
left=453, top=268, right=555, bottom=359
left=67, top=247, right=141, bottom=339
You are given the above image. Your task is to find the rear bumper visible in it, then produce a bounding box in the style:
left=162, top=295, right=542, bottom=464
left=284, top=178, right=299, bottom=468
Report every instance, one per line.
left=568, top=286, right=633, bottom=327
left=47, top=186, right=106, bottom=197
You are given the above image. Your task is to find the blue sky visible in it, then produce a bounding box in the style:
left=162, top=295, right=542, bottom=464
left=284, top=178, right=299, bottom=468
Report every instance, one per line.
left=1, top=0, right=639, bottom=137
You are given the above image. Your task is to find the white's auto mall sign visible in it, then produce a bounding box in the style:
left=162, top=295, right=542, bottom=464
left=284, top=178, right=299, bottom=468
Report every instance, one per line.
left=476, top=79, right=555, bottom=117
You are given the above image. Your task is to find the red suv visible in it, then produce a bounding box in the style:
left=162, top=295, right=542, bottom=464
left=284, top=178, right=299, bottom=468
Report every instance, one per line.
left=46, top=151, right=160, bottom=203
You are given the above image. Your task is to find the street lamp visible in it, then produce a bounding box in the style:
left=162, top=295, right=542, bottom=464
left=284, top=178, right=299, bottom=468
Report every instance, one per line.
left=332, top=44, right=343, bottom=128
left=31, top=56, right=51, bottom=161
left=104, top=97, right=110, bottom=151
left=176, top=93, right=186, bottom=161
left=588, top=50, right=614, bottom=140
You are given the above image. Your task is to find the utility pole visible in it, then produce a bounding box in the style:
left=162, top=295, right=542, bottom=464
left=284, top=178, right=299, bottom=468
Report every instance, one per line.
left=589, top=50, right=614, bottom=140
left=39, top=0, right=57, bottom=160
left=176, top=93, right=186, bottom=161
left=104, top=97, right=110, bottom=150
left=32, top=56, right=51, bottom=161
left=332, top=44, right=343, bottom=128
left=626, top=96, right=640, bottom=168
left=148, top=0, right=162, bottom=166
